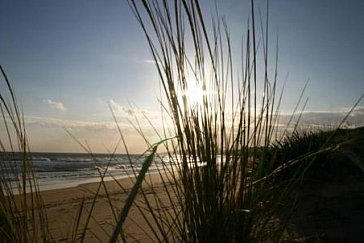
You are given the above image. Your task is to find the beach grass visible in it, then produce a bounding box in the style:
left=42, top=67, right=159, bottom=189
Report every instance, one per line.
left=0, top=65, right=52, bottom=242
left=112, top=0, right=326, bottom=241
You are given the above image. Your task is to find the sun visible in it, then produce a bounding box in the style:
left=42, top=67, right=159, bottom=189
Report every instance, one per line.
left=185, top=81, right=204, bottom=107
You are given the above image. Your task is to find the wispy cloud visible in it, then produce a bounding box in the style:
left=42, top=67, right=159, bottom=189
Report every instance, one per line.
left=24, top=116, right=117, bottom=131
left=143, top=59, right=156, bottom=64
left=109, top=99, right=138, bottom=116
left=108, top=99, right=158, bottom=119
left=348, top=106, right=364, bottom=117
left=19, top=115, right=163, bottom=153
left=278, top=106, right=364, bottom=128
left=130, top=58, right=163, bottom=66
left=46, top=99, right=67, bottom=112
left=21, top=114, right=164, bottom=137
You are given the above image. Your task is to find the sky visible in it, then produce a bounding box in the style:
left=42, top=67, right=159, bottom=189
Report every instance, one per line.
left=1, top=0, right=363, bottom=153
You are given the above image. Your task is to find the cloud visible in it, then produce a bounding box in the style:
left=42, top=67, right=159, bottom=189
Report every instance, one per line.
left=17, top=115, right=163, bottom=153
left=349, top=106, right=364, bottom=117
left=46, top=99, right=67, bottom=112
left=132, top=58, right=158, bottom=65
left=108, top=99, right=139, bottom=116
left=143, top=59, right=156, bottom=64
left=277, top=106, right=364, bottom=129
left=108, top=99, right=159, bottom=119
left=24, top=116, right=117, bottom=131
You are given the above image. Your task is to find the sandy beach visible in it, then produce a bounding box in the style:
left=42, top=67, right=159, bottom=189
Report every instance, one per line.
left=40, top=172, right=175, bottom=242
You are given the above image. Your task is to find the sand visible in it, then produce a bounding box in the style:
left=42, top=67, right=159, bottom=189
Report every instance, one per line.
left=40, top=173, right=176, bottom=242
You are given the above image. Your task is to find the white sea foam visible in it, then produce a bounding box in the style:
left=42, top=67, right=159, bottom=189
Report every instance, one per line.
left=1, top=152, right=171, bottom=193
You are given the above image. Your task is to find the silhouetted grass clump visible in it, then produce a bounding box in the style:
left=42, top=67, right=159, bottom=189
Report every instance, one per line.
left=266, top=127, right=364, bottom=183
left=115, top=0, right=310, bottom=241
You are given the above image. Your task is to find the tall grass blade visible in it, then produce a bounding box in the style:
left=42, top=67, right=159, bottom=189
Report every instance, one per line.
left=110, top=138, right=171, bottom=242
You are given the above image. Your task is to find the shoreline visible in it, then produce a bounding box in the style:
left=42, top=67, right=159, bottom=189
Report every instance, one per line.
left=11, top=170, right=164, bottom=195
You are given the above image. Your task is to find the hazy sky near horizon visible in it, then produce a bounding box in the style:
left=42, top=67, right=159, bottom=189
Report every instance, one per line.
left=1, top=0, right=363, bottom=153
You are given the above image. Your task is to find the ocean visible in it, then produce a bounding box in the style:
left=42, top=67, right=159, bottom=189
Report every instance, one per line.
left=1, top=152, right=169, bottom=192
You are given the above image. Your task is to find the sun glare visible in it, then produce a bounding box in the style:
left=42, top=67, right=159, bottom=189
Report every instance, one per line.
left=185, top=81, right=204, bottom=107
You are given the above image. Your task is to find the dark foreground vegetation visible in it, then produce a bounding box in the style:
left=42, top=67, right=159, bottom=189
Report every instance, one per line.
left=278, top=127, right=364, bottom=241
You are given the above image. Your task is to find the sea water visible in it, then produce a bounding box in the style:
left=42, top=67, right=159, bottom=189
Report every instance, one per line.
left=0, top=152, right=171, bottom=192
